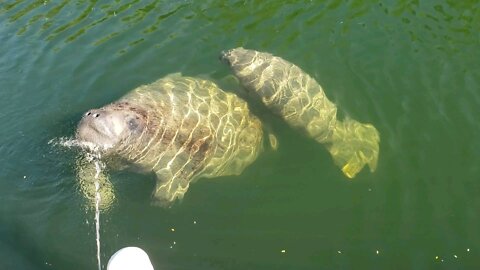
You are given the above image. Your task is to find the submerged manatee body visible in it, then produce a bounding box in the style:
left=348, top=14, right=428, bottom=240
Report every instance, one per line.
left=76, top=74, right=263, bottom=205
left=221, top=48, right=380, bottom=178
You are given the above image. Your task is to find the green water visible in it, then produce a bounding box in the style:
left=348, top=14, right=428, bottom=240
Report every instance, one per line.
left=1, top=0, right=479, bottom=269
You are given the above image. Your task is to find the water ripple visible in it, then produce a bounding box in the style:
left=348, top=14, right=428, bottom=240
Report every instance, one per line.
left=2, top=0, right=192, bottom=51
left=1, top=1, right=479, bottom=269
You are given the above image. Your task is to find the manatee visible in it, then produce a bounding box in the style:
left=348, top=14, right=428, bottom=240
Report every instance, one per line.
left=221, top=48, right=380, bottom=178
left=76, top=73, right=263, bottom=206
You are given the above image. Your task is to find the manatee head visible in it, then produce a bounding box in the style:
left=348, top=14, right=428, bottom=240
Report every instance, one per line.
left=76, top=102, right=147, bottom=152
left=219, top=47, right=245, bottom=66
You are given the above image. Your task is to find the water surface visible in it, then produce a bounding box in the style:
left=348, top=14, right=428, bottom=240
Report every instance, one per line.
left=1, top=1, right=479, bottom=269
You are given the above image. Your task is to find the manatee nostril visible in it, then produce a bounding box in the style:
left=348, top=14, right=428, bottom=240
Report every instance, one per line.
left=86, top=112, right=91, bottom=116
left=94, top=113, right=100, bottom=118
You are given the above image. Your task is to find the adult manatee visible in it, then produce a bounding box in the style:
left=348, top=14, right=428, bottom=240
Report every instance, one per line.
left=221, top=48, right=379, bottom=178
left=76, top=74, right=263, bottom=206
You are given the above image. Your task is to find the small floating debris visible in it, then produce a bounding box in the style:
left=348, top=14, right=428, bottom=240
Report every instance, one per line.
left=337, top=250, right=342, bottom=254
left=170, top=228, right=175, bottom=232
left=281, top=249, right=286, bottom=254
left=454, top=255, right=458, bottom=259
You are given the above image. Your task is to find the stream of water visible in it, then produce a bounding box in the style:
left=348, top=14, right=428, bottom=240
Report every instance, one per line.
left=93, top=159, right=103, bottom=270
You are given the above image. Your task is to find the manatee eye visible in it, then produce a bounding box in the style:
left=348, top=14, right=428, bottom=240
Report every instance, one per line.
left=127, top=118, right=140, bottom=131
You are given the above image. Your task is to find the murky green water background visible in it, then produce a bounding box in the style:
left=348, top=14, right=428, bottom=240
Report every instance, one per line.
left=1, top=1, right=479, bottom=269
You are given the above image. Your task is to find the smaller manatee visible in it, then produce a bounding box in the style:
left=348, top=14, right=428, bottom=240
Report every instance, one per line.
left=221, top=48, right=380, bottom=178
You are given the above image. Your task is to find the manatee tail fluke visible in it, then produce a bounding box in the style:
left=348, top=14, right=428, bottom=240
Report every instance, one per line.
left=326, top=118, right=379, bottom=178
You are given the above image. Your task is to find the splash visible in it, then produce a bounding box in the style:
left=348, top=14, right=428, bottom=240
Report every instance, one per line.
left=50, top=137, right=108, bottom=269
left=49, top=136, right=106, bottom=152
left=50, top=137, right=116, bottom=210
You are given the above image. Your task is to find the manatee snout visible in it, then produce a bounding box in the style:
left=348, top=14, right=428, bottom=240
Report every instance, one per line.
left=76, top=105, right=146, bottom=151
left=76, top=108, right=113, bottom=150
left=219, top=49, right=234, bottom=65
left=83, top=109, right=103, bottom=119
left=77, top=108, right=111, bottom=134
left=220, top=47, right=252, bottom=67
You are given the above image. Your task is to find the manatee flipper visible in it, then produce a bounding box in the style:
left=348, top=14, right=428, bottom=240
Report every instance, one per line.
left=76, top=156, right=116, bottom=210
left=151, top=169, right=193, bottom=206
left=221, top=47, right=380, bottom=178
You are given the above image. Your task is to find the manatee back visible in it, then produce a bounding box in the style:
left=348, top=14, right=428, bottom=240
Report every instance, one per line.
left=111, top=74, right=263, bottom=203
left=220, top=48, right=337, bottom=143
left=186, top=77, right=264, bottom=178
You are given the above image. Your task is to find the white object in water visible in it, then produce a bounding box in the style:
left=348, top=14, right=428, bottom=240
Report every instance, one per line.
left=107, top=247, right=154, bottom=270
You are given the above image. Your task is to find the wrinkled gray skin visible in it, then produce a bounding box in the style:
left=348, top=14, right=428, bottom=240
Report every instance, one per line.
left=76, top=74, right=264, bottom=206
